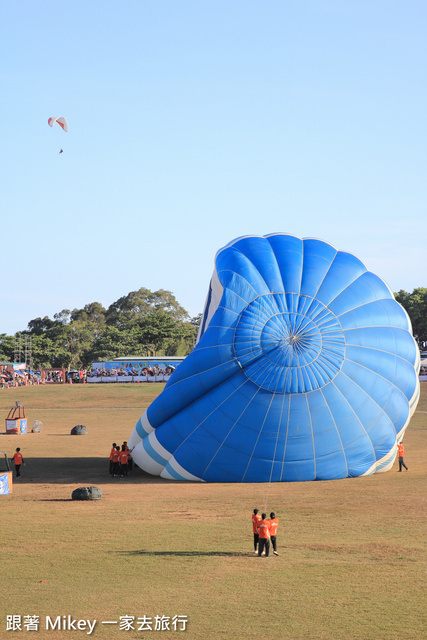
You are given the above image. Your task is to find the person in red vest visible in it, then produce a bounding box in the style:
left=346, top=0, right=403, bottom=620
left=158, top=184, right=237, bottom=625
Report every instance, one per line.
left=112, top=446, right=121, bottom=477
left=123, top=441, right=133, bottom=472
left=12, top=447, right=24, bottom=478
left=119, top=445, right=129, bottom=478
left=252, top=508, right=262, bottom=554
left=257, top=513, right=271, bottom=557
left=269, top=512, right=279, bottom=556
left=109, top=443, right=117, bottom=476
left=397, top=442, right=408, bottom=472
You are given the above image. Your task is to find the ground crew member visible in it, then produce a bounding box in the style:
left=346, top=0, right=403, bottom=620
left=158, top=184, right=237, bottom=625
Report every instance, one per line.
left=12, top=447, right=24, bottom=478
left=123, top=441, right=133, bottom=472
left=119, top=445, right=129, bottom=477
left=112, top=446, right=120, bottom=477
left=257, top=513, right=271, bottom=557
left=252, top=508, right=262, bottom=554
left=397, top=442, right=408, bottom=472
left=109, top=443, right=117, bottom=476
left=269, top=512, right=279, bottom=556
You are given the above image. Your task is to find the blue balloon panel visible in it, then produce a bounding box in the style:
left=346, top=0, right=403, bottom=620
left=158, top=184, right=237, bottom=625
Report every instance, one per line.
left=129, top=234, right=420, bottom=482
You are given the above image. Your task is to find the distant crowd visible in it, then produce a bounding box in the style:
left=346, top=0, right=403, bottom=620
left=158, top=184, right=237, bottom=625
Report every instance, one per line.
left=45, top=370, right=63, bottom=383
left=0, top=368, right=40, bottom=388
left=89, top=365, right=176, bottom=378
left=91, top=367, right=140, bottom=377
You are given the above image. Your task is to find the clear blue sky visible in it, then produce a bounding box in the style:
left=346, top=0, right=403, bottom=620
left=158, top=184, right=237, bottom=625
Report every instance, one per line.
left=1, top=1, right=425, bottom=335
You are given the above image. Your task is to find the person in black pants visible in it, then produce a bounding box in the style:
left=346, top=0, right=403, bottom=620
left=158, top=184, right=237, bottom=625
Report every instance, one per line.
left=119, top=445, right=129, bottom=477
left=112, top=446, right=121, bottom=477
left=123, top=441, right=133, bottom=472
left=252, top=508, right=261, bottom=554
left=269, top=512, right=279, bottom=556
left=397, top=442, right=408, bottom=472
left=12, top=448, right=24, bottom=478
left=109, top=443, right=117, bottom=476
left=257, top=513, right=271, bottom=557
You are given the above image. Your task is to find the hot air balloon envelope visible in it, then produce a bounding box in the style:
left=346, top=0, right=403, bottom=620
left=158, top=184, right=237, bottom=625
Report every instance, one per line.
left=129, top=234, right=420, bottom=482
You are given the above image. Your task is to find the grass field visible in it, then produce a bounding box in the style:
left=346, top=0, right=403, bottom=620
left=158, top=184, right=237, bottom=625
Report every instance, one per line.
left=0, top=383, right=426, bottom=640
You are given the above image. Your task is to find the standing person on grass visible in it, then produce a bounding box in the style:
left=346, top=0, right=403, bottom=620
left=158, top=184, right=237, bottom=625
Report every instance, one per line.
left=12, top=447, right=24, bottom=478
left=119, top=445, right=129, bottom=478
left=109, top=443, right=117, bottom=476
left=269, top=512, right=279, bottom=556
left=112, top=446, right=120, bottom=477
left=397, top=442, right=409, bottom=472
left=123, top=441, right=133, bottom=472
left=257, top=513, right=271, bottom=557
left=252, top=508, right=262, bottom=554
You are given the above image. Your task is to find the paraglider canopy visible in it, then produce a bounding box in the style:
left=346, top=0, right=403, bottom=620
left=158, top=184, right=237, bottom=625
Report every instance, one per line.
left=48, top=117, right=68, bottom=132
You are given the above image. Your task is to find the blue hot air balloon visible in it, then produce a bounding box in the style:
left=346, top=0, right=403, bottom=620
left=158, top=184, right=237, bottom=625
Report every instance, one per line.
left=129, top=234, right=420, bottom=482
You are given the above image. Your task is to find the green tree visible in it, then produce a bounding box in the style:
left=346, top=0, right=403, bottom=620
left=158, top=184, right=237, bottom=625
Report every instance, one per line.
left=62, top=321, right=95, bottom=369
left=17, top=288, right=199, bottom=368
left=71, top=302, right=107, bottom=339
left=85, top=326, right=149, bottom=363
left=137, top=311, right=189, bottom=356
left=0, top=334, right=14, bottom=362
left=106, top=288, right=189, bottom=328
left=31, top=334, right=70, bottom=369
left=27, top=316, right=57, bottom=335
left=395, top=288, right=427, bottom=347
left=30, top=320, right=92, bottom=369
left=53, top=309, right=71, bottom=325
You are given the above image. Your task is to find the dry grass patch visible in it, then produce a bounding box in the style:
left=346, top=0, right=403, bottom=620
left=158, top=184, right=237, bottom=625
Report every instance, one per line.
left=0, top=382, right=425, bottom=640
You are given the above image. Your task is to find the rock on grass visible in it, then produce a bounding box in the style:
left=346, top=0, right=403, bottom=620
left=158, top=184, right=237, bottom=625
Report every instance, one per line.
left=71, top=425, right=87, bottom=435
left=72, top=487, right=103, bottom=500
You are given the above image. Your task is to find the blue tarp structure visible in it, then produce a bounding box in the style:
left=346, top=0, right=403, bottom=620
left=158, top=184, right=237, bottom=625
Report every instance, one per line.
left=129, top=233, right=420, bottom=482
left=0, top=472, right=11, bottom=495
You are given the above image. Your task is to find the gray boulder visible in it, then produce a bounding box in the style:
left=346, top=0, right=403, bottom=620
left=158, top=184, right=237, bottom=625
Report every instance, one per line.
left=72, top=487, right=103, bottom=501
left=32, top=420, right=43, bottom=433
left=71, top=424, right=87, bottom=435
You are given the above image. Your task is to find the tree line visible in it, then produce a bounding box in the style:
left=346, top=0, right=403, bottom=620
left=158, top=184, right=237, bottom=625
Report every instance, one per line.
left=394, top=287, right=427, bottom=349
left=0, top=286, right=425, bottom=371
left=0, top=288, right=202, bottom=370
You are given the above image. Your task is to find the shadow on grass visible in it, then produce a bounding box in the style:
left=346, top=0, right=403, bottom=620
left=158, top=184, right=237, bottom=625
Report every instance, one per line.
left=9, top=457, right=179, bottom=485
left=120, top=550, right=250, bottom=557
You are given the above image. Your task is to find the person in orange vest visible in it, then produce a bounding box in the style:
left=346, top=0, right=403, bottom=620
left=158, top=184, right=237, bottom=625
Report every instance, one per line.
left=112, top=446, right=121, bottom=477
left=256, top=513, right=271, bottom=557
left=269, top=512, right=279, bottom=556
left=119, top=445, right=129, bottom=478
left=252, top=508, right=262, bottom=554
left=12, top=447, right=24, bottom=478
left=123, top=441, right=133, bottom=472
left=109, top=442, right=117, bottom=476
left=397, top=442, right=408, bottom=472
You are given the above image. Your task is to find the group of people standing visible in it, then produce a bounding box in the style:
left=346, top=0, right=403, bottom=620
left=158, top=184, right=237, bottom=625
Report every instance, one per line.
left=109, top=442, right=133, bottom=478
left=252, top=508, right=279, bottom=557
